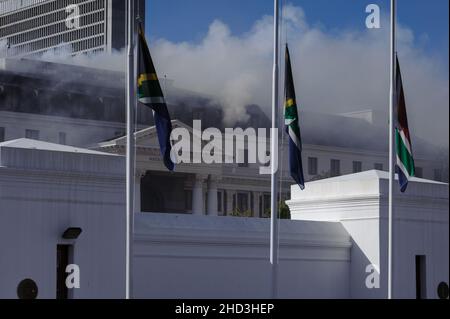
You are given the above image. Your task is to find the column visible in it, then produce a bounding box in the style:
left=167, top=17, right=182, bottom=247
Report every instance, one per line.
left=134, top=170, right=145, bottom=213
left=192, top=174, right=206, bottom=215
left=206, top=176, right=219, bottom=216
left=253, top=192, right=261, bottom=218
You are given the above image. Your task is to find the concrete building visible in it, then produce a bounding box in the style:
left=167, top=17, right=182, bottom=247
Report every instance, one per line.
left=0, top=138, right=448, bottom=299
left=0, top=57, right=447, bottom=219
left=0, top=0, right=145, bottom=57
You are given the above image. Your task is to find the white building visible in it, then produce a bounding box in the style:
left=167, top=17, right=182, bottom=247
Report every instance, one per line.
left=0, top=138, right=448, bottom=299
left=0, top=57, right=447, bottom=219
left=0, top=0, right=145, bottom=57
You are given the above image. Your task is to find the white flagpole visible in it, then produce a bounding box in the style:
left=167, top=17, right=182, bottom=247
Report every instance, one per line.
left=270, top=0, right=280, bottom=299
left=126, top=0, right=136, bottom=300
left=388, top=0, right=396, bottom=300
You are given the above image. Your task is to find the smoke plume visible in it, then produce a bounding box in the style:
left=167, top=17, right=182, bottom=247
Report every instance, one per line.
left=149, top=4, right=449, bottom=149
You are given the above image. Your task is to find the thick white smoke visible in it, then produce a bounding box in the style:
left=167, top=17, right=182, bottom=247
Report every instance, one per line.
left=150, top=5, right=449, bottom=148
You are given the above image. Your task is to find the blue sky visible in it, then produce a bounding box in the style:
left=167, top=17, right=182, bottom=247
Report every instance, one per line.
left=146, top=0, right=449, bottom=57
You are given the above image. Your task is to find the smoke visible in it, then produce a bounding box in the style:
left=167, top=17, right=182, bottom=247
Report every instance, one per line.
left=38, top=43, right=127, bottom=72
left=150, top=4, right=449, bottom=148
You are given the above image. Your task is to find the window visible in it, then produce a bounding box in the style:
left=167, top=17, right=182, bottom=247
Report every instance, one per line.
left=330, top=159, right=341, bottom=177
left=25, top=129, right=40, bottom=140
left=263, top=194, right=271, bottom=217
left=0, top=127, right=5, bottom=142
left=434, top=169, right=443, bottom=182
left=59, top=132, right=67, bottom=145
left=308, top=157, right=318, bottom=175
left=374, top=163, right=383, bottom=171
left=217, top=191, right=222, bottom=213
left=415, top=167, right=423, bottom=178
left=237, top=193, right=249, bottom=213
left=416, top=255, right=427, bottom=299
left=353, top=161, right=362, bottom=173
left=184, top=190, right=192, bottom=211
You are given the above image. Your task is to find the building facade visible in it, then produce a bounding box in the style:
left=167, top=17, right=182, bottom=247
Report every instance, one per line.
left=0, top=139, right=447, bottom=299
left=0, top=58, right=447, bottom=218
left=0, top=0, right=145, bottom=57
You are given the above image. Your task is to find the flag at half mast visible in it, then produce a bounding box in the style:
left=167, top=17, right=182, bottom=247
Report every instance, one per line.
left=284, top=45, right=305, bottom=190
left=137, top=25, right=175, bottom=171
left=395, top=55, right=415, bottom=192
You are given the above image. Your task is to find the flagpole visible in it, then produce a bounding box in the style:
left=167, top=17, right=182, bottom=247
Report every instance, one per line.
left=388, top=0, right=396, bottom=300
left=270, top=0, right=280, bottom=299
left=126, top=0, right=136, bottom=300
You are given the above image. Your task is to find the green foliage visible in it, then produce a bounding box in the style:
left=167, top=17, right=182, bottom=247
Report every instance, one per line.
left=230, top=209, right=253, bottom=218
left=263, top=201, right=291, bottom=220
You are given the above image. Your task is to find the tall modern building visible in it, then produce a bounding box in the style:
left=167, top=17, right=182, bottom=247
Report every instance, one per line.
left=0, top=0, right=145, bottom=57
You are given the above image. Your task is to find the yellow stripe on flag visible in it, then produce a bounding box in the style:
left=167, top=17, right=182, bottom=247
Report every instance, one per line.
left=285, top=98, right=295, bottom=108
left=138, top=73, right=158, bottom=86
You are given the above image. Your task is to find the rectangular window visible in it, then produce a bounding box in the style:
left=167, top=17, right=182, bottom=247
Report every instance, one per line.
left=308, top=157, right=318, bottom=175
left=0, top=127, right=5, bottom=142
left=374, top=163, right=384, bottom=171
left=59, top=132, right=67, bottom=145
left=217, top=191, right=222, bottom=213
left=353, top=161, right=363, bottom=173
left=184, top=190, right=192, bottom=211
left=25, top=129, right=40, bottom=140
left=237, top=192, right=249, bottom=213
left=263, top=194, right=271, bottom=218
left=330, top=159, right=341, bottom=177
left=415, top=167, right=423, bottom=178
left=415, top=255, right=427, bottom=299
left=223, top=191, right=227, bottom=216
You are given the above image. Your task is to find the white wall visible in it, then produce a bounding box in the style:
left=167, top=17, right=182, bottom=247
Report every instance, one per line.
left=0, top=111, right=125, bottom=147
left=288, top=170, right=449, bottom=299
left=133, top=214, right=351, bottom=299
left=0, top=141, right=126, bottom=299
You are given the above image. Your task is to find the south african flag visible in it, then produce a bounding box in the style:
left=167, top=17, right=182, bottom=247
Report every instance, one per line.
left=137, top=24, right=174, bottom=171
left=395, top=55, right=415, bottom=192
left=284, top=45, right=305, bottom=190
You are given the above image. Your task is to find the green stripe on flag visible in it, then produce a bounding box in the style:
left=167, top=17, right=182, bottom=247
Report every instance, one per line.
left=396, top=129, right=415, bottom=177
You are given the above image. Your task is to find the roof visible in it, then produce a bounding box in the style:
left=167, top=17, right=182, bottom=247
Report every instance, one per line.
left=0, top=138, right=124, bottom=175
left=0, top=138, right=116, bottom=156
left=313, top=170, right=447, bottom=185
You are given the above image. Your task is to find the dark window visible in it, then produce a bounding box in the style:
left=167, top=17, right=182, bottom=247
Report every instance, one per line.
left=184, top=190, right=192, bottom=211
left=434, top=169, right=443, bottom=182
left=237, top=193, right=249, bottom=212
left=263, top=194, right=271, bottom=217
left=415, top=167, right=423, bottom=178
left=416, top=255, right=427, bottom=299
left=308, top=157, right=318, bottom=175
left=59, top=132, right=67, bottom=145
left=223, top=191, right=227, bottom=216
left=374, top=163, right=384, bottom=171
left=258, top=195, right=263, bottom=218
left=330, top=159, right=341, bottom=177
left=217, top=191, right=222, bottom=212
left=57, top=245, right=70, bottom=300
left=0, top=127, right=4, bottom=142
left=25, top=129, right=39, bottom=140
left=353, top=161, right=362, bottom=173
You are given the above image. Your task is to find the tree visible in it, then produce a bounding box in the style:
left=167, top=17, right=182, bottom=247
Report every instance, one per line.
left=263, top=201, right=291, bottom=220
